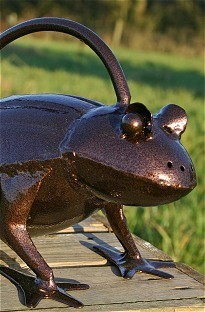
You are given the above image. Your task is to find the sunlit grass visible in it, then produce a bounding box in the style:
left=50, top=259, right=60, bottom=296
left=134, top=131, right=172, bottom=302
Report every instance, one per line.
left=1, top=37, right=204, bottom=274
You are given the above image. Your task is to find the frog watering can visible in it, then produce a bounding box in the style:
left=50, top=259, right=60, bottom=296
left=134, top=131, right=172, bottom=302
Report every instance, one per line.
left=0, top=18, right=196, bottom=308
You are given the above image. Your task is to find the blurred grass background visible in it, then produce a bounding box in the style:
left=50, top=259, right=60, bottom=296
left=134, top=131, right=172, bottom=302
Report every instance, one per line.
left=1, top=0, right=204, bottom=274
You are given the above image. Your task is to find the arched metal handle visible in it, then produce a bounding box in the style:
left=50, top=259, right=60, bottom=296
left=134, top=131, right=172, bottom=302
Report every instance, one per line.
left=0, top=17, right=131, bottom=108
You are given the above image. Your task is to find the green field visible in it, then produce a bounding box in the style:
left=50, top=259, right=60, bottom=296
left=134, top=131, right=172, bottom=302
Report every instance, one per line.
left=1, top=37, right=204, bottom=274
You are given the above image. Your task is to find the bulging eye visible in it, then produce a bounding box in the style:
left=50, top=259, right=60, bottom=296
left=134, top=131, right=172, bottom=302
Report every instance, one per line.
left=122, top=113, right=144, bottom=136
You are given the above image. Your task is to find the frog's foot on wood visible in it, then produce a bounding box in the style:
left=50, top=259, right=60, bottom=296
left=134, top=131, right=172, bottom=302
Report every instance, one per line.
left=0, top=266, right=89, bottom=308
left=93, top=245, right=175, bottom=279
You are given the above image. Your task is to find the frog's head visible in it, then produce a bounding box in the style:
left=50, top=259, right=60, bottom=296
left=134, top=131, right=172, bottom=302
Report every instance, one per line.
left=61, top=102, right=196, bottom=206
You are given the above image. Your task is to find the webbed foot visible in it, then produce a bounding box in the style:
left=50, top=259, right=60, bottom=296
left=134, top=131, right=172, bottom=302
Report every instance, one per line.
left=0, top=266, right=89, bottom=308
left=93, top=245, right=175, bottom=279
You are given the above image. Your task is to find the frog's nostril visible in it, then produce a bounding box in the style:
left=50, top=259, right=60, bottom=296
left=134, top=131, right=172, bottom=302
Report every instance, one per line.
left=180, top=165, right=185, bottom=172
left=167, top=162, right=188, bottom=173
left=167, top=161, right=173, bottom=169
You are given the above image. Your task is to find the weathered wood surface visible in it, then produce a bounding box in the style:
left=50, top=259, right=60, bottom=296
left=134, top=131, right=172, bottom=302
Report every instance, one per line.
left=0, top=214, right=204, bottom=311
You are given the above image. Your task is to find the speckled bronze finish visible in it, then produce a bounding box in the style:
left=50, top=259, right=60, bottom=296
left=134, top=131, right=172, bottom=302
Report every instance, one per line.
left=0, top=18, right=196, bottom=308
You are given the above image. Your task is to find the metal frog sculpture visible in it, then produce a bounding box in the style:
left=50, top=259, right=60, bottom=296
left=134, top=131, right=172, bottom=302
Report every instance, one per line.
left=0, top=18, right=196, bottom=308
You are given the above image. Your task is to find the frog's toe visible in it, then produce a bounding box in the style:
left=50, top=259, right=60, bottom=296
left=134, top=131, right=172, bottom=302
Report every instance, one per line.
left=0, top=266, right=41, bottom=308
left=56, top=281, right=89, bottom=291
left=123, top=259, right=175, bottom=279
left=47, top=287, right=84, bottom=308
left=93, top=245, right=175, bottom=279
left=147, top=259, right=176, bottom=269
left=0, top=266, right=88, bottom=308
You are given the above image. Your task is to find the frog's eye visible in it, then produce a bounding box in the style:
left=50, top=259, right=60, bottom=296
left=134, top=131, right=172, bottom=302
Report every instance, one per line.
left=122, top=113, right=144, bottom=136
left=156, top=104, right=187, bottom=138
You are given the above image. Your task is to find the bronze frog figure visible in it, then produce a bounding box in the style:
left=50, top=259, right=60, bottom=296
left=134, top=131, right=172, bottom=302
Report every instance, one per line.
left=0, top=17, right=196, bottom=308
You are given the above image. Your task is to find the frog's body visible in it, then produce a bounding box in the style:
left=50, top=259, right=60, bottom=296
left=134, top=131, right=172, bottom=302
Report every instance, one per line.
left=1, top=94, right=195, bottom=237
left=1, top=94, right=104, bottom=236
left=0, top=94, right=100, bottom=164
left=0, top=18, right=197, bottom=309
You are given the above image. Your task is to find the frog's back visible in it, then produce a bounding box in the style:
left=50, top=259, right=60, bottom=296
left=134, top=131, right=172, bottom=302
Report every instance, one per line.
left=0, top=94, right=103, bottom=165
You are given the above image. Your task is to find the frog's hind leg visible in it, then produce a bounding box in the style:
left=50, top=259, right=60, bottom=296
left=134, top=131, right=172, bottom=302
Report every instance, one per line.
left=0, top=171, right=88, bottom=308
left=93, top=204, right=175, bottom=279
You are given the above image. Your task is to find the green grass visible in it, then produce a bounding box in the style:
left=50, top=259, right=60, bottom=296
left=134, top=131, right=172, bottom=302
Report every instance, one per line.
left=1, top=37, right=204, bottom=274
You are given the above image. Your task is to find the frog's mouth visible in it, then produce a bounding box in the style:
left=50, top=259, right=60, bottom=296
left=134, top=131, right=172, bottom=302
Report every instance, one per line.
left=86, top=173, right=195, bottom=207
left=68, top=154, right=196, bottom=207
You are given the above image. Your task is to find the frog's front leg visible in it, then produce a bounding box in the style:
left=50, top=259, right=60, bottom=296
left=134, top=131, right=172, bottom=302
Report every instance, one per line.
left=94, top=204, right=175, bottom=279
left=0, top=171, right=88, bottom=308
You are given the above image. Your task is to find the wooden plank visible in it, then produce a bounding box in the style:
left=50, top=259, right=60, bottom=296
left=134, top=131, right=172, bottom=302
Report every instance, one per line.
left=9, top=302, right=203, bottom=312
left=0, top=266, right=204, bottom=311
left=66, top=302, right=205, bottom=312
left=56, top=213, right=171, bottom=260
left=2, top=304, right=203, bottom=312
left=57, top=215, right=108, bottom=233
left=0, top=294, right=204, bottom=312
left=176, top=262, right=204, bottom=285
left=1, top=215, right=204, bottom=311
left=0, top=232, right=172, bottom=270
left=132, top=235, right=172, bottom=261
